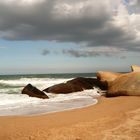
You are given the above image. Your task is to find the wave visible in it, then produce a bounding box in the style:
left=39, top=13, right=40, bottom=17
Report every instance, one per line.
left=0, top=78, right=71, bottom=95
left=0, top=88, right=100, bottom=116
left=0, top=76, right=101, bottom=116
left=0, top=78, right=70, bottom=89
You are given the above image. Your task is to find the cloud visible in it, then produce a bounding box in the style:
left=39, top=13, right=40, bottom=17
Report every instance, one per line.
left=120, top=55, right=126, bottom=59
left=62, top=49, right=100, bottom=57
left=42, top=49, right=50, bottom=55
left=62, top=47, right=125, bottom=57
left=125, top=0, right=140, bottom=13
left=0, top=0, right=140, bottom=53
left=42, top=46, right=124, bottom=57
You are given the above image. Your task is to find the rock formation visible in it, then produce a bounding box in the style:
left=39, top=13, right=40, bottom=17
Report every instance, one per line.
left=96, top=71, right=121, bottom=89
left=44, top=83, right=82, bottom=94
left=131, top=65, right=140, bottom=72
left=22, top=84, right=49, bottom=99
left=107, top=72, right=140, bottom=97
left=43, top=77, right=106, bottom=94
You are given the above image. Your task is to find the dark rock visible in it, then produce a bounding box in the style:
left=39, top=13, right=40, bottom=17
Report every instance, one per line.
left=44, top=83, right=83, bottom=94
left=22, top=84, right=49, bottom=99
left=43, top=77, right=106, bottom=94
left=67, top=77, right=94, bottom=89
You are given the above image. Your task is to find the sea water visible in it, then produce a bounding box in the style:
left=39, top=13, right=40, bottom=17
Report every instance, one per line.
left=0, top=73, right=101, bottom=116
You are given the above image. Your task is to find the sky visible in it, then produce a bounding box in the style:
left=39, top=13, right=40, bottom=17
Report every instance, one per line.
left=0, top=0, right=140, bottom=74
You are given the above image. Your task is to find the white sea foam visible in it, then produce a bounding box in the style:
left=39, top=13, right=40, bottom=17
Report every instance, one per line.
left=0, top=77, right=101, bottom=116
left=0, top=78, right=70, bottom=90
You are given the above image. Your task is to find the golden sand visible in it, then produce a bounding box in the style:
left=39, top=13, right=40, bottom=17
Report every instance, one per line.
left=0, top=96, right=140, bottom=140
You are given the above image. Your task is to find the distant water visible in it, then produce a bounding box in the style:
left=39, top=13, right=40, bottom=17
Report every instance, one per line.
left=0, top=73, right=101, bottom=116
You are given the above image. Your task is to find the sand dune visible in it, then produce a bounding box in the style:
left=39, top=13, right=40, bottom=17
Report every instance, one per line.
left=0, top=96, right=140, bottom=140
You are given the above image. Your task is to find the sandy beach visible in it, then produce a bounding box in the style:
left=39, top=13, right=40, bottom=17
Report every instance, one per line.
left=0, top=96, right=140, bottom=140
left=0, top=0, right=140, bottom=139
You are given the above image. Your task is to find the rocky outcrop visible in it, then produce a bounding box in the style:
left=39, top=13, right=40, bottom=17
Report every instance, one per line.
left=131, top=65, right=140, bottom=72
left=43, top=77, right=106, bottom=94
left=96, top=71, right=121, bottom=89
left=22, top=84, right=49, bottom=99
left=107, top=72, right=140, bottom=97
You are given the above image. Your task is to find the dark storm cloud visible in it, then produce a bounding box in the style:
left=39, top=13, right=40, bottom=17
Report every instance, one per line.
left=0, top=0, right=140, bottom=53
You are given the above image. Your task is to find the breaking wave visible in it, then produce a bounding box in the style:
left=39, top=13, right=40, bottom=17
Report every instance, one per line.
left=0, top=74, right=101, bottom=116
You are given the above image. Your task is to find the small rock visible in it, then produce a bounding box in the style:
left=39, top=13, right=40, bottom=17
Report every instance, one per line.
left=22, top=84, right=49, bottom=99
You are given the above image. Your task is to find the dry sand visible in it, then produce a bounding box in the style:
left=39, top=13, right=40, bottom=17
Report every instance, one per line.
left=0, top=96, right=140, bottom=140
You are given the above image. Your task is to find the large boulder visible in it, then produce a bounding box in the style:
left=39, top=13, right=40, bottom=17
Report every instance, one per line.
left=96, top=71, right=121, bottom=89
left=131, top=65, right=140, bottom=72
left=43, top=77, right=106, bottom=94
left=67, top=77, right=107, bottom=90
left=22, top=84, right=49, bottom=99
left=67, top=77, right=97, bottom=89
left=107, top=72, right=140, bottom=97
left=44, top=83, right=83, bottom=94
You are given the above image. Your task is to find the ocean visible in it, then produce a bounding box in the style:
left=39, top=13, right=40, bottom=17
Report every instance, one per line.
left=0, top=73, right=101, bottom=116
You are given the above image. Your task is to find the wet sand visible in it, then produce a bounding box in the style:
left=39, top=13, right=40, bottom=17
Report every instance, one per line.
left=0, top=96, right=140, bottom=140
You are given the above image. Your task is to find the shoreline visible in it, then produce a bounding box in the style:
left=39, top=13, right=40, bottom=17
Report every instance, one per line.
left=24, top=98, right=99, bottom=117
left=0, top=95, right=99, bottom=117
left=0, top=96, right=140, bottom=139
left=0, top=98, right=98, bottom=117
